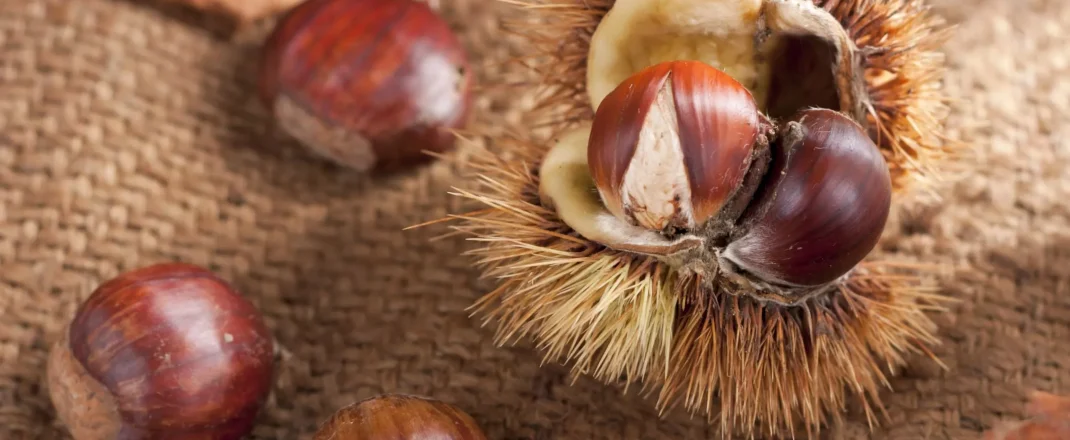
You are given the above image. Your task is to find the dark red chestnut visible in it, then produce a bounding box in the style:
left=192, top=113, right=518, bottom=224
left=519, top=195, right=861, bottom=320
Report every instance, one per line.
left=313, top=394, right=487, bottom=440
left=46, top=263, right=275, bottom=440
left=259, top=0, right=472, bottom=172
left=723, top=108, right=892, bottom=286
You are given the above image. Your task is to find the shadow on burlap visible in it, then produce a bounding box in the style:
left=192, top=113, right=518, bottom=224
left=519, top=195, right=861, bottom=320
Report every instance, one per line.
left=0, top=0, right=1067, bottom=438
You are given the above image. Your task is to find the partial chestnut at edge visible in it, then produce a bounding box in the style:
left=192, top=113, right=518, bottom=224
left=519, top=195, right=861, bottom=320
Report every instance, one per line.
left=313, top=394, right=487, bottom=440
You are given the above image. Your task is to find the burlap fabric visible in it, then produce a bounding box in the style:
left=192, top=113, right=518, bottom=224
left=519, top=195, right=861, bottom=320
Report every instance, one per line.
left=0, top=0, right=1067, bottom=438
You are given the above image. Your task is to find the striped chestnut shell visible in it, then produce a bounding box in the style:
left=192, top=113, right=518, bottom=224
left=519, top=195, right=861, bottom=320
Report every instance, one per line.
left=46, top=263, right=275, bottom=440
left=258, top=0, right=472, bottom=172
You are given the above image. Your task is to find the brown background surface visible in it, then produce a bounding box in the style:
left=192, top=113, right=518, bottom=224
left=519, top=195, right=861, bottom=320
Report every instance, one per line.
left=0, top=0, right=1067, bottom=438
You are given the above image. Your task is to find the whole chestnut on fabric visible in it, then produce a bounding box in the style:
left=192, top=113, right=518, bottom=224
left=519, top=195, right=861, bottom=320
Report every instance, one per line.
left=259, top=0, right=472, bottom=173
left=46, top=263, right=275, bottom=440
left=313, top=394, right=487, bottom=439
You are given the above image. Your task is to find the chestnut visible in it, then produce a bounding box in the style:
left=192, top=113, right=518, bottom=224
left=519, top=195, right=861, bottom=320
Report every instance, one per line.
left=258, top=0, right=472, bottom=173
left=562, top=60, right=891, bottom=297
left=587, top=60, right=772, bottom=234
left=983, top=391, right=1070, bottom=440
left=723, top=108, right=892, bottom=287
left=313, top=394, right=487, bottom=440
left=46, top=263, right=275, bottom=440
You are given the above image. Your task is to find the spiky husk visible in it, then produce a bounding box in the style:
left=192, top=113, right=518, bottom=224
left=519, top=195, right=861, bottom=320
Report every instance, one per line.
left=499, top=0, right=955, bottom=193
left=436, top=0, right=955, bottom=437
left=442, top=131, right=948, bottom=438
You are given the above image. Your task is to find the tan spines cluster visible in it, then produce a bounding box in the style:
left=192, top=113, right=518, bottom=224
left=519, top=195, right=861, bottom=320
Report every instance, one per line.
left=661, top=269, right=944, bottom=438
left=498, top=0, right=613, bottom=134
left=439, top=130, right=947, bottom=437
left=500, top=0, right=953, bottom=192
left=446, top=134, right=678, bottom=384
left=816, top=0, right=955, bottom=191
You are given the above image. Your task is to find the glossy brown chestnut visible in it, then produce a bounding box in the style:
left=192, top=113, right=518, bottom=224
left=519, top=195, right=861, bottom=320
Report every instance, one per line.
left=587, top=60, right=772, bottom=234
left=582, top=61, right=891, bottom=292
left=723, top=109, right=892, bottom=286
left=313, top=394, right=487, bottom=440
left=46, top=263, right=275, bottom=440
left=259, top=0, right=472, bottom=172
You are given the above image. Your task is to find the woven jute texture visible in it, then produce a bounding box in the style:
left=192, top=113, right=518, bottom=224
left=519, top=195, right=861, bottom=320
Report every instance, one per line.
left=1, top=0, right=1068, bottom=438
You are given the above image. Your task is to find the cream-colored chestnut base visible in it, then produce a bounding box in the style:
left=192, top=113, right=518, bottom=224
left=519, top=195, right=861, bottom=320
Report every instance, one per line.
left=47, top=329, right=121, bottom=440
left=588, top=0, right=867, bottom=122
left=605, top=77, right=705, bottom=232
left=274, top=95, right=378, bottom=172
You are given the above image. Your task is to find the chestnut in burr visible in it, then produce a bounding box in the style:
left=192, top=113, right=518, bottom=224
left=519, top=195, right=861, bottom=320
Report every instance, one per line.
left=586, top=60, right=772, bottom=234
left=432, top=0, right=955, bottom=434
left=548, top=60, right=892, bottom=300
left=723, top=108, right=892, bottom=287
left=46, top=263, right=275, bottom=440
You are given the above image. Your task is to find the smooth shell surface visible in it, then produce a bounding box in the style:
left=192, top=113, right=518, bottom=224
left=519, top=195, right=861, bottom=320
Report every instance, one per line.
left=57, top=263, right=275, bottom=439
left=725, top=109, right=893, bottom=286
left=313, top=394, right=487, bottom=440
left=259, top=0, right=471, bottom=171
